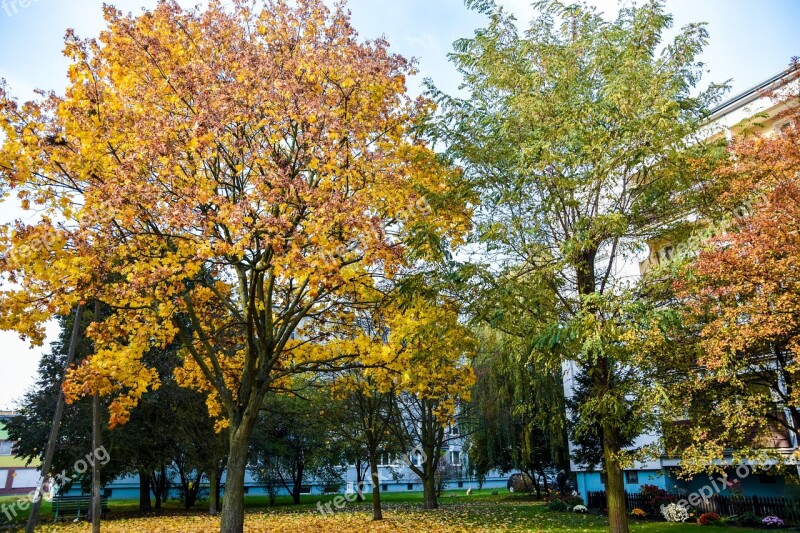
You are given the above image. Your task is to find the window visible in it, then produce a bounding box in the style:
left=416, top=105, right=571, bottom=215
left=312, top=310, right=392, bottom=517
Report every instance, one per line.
left=624, top=471, right=639, bottom=484
left=0, top=440, right=12, bottom=456
left=450, top=451, right=461, bottom=466
left=381, top=484, right=388, bottom=492
left=451, top=425, right=460, bottom=436
left=380, top=452, right=400, bottom=466
left=300, top=485, right=312, bottom=494
left=411, top=451, right=422, bottom=466
left=407, top=483, right=414, bottom=490
left=457, top=481, right=464, bottom=488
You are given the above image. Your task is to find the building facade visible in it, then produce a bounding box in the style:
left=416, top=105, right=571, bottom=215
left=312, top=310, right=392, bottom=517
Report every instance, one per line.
left=0, top=411, right=40, bottom=496
left=65, top=419, right=509, bottom=501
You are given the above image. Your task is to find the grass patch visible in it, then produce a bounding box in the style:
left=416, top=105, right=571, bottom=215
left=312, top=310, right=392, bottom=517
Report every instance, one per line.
left=1, top=490, right=778, bottom=531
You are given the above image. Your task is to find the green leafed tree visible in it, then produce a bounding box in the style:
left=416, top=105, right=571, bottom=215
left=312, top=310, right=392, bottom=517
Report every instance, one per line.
left=249, top=390, right=346, bottom=505
left=466, top=326, right=568, bottom=498
left=7, top=309, right=227, bottom=514
left=432, top=1, right=724, bottom=530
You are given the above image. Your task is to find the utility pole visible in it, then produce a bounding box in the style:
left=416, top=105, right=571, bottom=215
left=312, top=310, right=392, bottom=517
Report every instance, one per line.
left=91, top=393, right=102, bottom=533
left=26, top=304, right=84, bottom=533
left=91, top=301, right=103, bottom=533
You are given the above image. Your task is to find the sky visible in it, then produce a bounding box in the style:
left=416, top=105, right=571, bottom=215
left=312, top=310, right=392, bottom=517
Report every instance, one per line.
left=0, top=0, right=798, bottom=409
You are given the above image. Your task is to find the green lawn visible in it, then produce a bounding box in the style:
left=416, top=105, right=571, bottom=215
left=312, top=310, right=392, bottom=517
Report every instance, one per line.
left=0, top=489, right=789, bottom=531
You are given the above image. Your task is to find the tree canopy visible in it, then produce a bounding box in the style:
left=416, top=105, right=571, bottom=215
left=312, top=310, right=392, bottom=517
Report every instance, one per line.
left=432, top=1, right=724, bottom=530
left=0, top=1, right=470, bottom=530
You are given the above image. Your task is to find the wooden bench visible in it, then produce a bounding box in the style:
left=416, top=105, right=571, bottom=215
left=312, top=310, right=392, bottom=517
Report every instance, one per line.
left=52, top=495, right=109, bottom=523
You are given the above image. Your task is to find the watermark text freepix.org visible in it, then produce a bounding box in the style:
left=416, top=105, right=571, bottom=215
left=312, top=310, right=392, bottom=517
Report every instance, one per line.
left=2, top=0, right=48, bottom=17
left=0, top=445, right=110, bottom=522
left=674, top=451, right=781, bottom=512
left=316, top=446, right=427, bottom=517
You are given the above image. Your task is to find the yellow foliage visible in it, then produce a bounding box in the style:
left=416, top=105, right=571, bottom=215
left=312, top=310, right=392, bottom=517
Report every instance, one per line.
left=0, top=0, right=471, bottom=428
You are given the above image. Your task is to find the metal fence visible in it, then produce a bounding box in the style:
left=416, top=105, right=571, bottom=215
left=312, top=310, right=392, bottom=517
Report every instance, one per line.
left=587, top=491, right=800, bottom=523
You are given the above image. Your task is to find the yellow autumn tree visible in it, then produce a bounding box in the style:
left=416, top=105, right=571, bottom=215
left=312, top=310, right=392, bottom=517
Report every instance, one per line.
left=384, top=296, right=477, bottom=510
left=0, top=1, right=471, bottom=531
left=317, top=292, right=476, bottom=514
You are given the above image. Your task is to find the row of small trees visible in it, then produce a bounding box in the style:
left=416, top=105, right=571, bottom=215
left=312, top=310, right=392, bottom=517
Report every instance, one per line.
left=8, top=310, right=228, bottom=515
left=8, top=305, right=471, bottom=521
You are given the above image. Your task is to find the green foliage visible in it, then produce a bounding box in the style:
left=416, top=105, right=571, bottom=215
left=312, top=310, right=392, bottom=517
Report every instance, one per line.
left=547, top=491, right=583, bottom=512
left=548, top=498, right=570, bottom=512
left=566, top=369, right=636, bottom=470
left=466, top=326, right=568, bottom=492
left=732, top=511, right=759, bottom=527
left=434, top=1, right=724, bottom=528
left=7, top=310, right=223, bottom=507
left=250, top=392, right=346, bottom=505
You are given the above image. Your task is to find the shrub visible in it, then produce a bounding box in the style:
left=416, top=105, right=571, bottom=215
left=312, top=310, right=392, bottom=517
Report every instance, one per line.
left=507, top=473, right=534, bottom=494
left=562, top=494, right=584, bottom=507
left=631, top=508, right=648, bottom=518
left=638, top=484, right=674, bottom=514
left=548, top=498, right=569, bottom=512
left=661, top=503, right=689, bottom=523
left=640, top=484, right=662, bottom=498
left=762, top=516, right=785, bottom=528
left=651, top=494, right=675, bottom=514
left=697, top=512, right=720, bottom=526
left=546, top=490, right=583, bottom=513
left=733, top=511, right=760, bottom=526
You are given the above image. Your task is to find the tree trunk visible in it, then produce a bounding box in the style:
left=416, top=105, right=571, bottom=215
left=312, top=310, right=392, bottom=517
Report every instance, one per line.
left=215, top=465, right=223, bottom=511
left=152, top=477, right=162, bottom=510
left=368, top=452, right=383, bottom=520
left=355, top=459, right=365, bottom=503
left=219, top=416, right=258, bottom=533
left=90, top=301, right=104, bottom=533
left=602, top=418, right=629, bottom=533
left=576, top=252, right=629, bottom=533
left=291, top=461, right=303, bottom=505
left=139, top=470, right=152, bottom=512
left=423, top=473, right=438, bottom=510
left=160, top=464, right=169, bottom=503
left=185, top=474, right=201, bottom=510
left=178, top=468, right=202, bottom=510
left=151, top=464, right=166, bottom=510
left=209, top=467, right=219, bottom=515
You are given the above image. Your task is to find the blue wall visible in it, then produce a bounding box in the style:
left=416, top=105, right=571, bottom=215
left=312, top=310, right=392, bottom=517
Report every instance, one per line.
left=576, top=471, right=605, bottom=503
left=66, top=473, right=510, bottom=501
left=576, top=469, right=668, bottom=504
left=666, top=467, right=796, bottom=499
left=577, top=466, right=798, bottom=506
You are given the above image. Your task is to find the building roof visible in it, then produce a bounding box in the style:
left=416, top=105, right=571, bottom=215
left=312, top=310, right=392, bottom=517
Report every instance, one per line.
left=708, top=63, right=800, bottom=122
